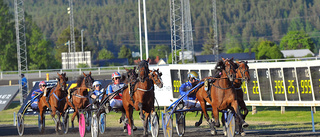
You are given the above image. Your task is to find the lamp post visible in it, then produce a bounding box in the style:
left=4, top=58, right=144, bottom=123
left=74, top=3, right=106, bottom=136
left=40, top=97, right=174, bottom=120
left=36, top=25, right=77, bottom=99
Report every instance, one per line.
left=81, top=29, right=84, bottom=52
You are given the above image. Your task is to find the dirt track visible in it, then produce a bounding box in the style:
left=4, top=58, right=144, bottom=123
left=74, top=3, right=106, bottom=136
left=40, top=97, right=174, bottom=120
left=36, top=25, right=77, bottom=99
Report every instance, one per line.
left=1, top=124, right=320, bottom=137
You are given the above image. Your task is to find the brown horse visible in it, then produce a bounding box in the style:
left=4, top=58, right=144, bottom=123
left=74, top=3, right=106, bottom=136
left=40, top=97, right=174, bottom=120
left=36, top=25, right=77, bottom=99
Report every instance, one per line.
left=63, top=72, right=94, bottom=129
left=149, top=68, right=163, bottom=88
left=38, top=72, right=68, bottom=134
left=122, top=59, right=156, bottom=137
left=191, top=57, right=248, bottom=135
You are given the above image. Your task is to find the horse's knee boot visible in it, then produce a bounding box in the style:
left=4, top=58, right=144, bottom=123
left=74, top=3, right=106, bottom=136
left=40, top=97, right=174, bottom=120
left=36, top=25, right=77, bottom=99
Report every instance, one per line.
left=242, top=121, right=249, bottom=128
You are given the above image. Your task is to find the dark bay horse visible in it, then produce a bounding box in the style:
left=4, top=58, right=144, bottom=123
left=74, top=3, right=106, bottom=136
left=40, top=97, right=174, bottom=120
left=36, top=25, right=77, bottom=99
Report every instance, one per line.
left=63, top=72, right=94, bottom=129
left=38, top=72, right=68, bottom=134
left=232, top=60, right=250, bottom=135
left=191, top=58, right=248, bottom=135
left=122, top=59, right=156, bottom=137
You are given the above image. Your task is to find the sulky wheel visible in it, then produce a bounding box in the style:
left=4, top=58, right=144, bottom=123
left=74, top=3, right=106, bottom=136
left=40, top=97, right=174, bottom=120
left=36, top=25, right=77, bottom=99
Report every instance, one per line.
left=79, top=113, right=86, bottom=137
left=225, top=111, right=235, bottom=137
left=150, top=112, right=159, bottom=137
left=17, top=113, right=24, bottom=136
left=99, top=113, right=106, bottom=134
left=162, top=113, right=172, bottom=137
left=175, top=112, right=185, bottom=137
left=91, top=114, right=99, bottom=137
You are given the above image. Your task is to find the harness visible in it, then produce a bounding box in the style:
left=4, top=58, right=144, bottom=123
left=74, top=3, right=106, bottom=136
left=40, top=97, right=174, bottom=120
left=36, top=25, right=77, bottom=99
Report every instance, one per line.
left=68, top=87, right=89, bottom=109
left=46, top=86, right=66, bottom=110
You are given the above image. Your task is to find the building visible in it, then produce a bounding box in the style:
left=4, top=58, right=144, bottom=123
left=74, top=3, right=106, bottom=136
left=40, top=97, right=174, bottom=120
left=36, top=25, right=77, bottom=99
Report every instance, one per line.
left=281, top=49, right=314, bottom=58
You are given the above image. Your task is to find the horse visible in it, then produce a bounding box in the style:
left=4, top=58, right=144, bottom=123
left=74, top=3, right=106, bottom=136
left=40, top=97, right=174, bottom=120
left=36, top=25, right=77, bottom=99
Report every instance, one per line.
left=231, top=60, right=250, bottom=135
left=63, top=72, right=94, bottom=129
left=38, top=72, right=68, bottom=134
left=149, top=68, right=163, bottom=88
left=122, top=59, right=156, bottom=137
left=191, top=57, right=248, bottom=135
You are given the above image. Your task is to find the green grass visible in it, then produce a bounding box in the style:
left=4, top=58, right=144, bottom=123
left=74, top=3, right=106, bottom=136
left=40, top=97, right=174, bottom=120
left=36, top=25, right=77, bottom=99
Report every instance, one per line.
left=1, top=103, right=320, bottom=131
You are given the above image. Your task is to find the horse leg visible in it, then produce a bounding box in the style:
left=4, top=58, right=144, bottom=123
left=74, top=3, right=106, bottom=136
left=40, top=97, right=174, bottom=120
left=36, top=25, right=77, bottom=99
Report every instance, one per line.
left=195, top=112, right=203, bottom=127
left=143, top=112, right=150, bottom=137
left=237, top=99, right=248, bottom=135
left=199, top=100, right=216, bottom=135
left=211, top=106, right=220, bottom=128
left=231, top=100, right=249, bottom=128
left=39, top=107, right=45, bottom=133
left=51, top=108, right=57, bottom=124
left=239, top=99, right=248, bottom=120
left=138, top=103, right=145, bottom=121
left=71, top=108, right=78, bottom=129
left=124, top=105, right=134, bottom=135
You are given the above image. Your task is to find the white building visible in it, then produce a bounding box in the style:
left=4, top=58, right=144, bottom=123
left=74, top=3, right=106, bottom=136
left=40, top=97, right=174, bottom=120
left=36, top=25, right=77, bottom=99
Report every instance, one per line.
left=281, top=49, right=314, bottom=58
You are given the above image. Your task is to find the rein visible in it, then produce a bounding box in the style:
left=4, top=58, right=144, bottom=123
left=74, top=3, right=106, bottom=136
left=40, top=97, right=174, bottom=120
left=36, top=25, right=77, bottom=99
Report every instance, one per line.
left=211, top=77, right=234, bottom=90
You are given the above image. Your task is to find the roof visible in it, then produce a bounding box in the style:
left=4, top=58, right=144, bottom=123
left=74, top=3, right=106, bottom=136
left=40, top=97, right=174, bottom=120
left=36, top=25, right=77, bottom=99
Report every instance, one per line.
left=281, top=49, right=314, bottom=58
left=196, top=52, right=256, bottom=62
left=92, top=58, right=128, bottom=66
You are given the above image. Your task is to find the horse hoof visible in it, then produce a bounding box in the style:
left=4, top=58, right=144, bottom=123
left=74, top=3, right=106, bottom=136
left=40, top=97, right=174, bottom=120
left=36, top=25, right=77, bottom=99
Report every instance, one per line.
left=242, top=122, right=249, bottom=128
left=214, top=123, right=220, bottom=127
left=223, top=130, right=227, bottom=136
left=241, top=132, right=246, bottom=136
left=211, top=129, right=217, bottom=135
left=195, top=122, right=201, bottom=127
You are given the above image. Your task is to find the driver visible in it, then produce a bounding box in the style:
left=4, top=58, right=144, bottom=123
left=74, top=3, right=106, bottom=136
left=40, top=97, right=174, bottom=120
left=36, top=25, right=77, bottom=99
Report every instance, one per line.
left=90, top=81, right=104, bottom=104
left=179, top=71, right=201, bottom=109
left=106, top=72, right=137, bottom=132
left=31, top=81, right=46, bottom=110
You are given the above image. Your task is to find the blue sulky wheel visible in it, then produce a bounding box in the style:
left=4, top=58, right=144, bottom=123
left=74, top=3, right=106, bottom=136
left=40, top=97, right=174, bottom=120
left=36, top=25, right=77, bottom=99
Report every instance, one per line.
left=175, top=112, right=185, bottom=137
left=162, top=112, right=172, bottom=137
left=224, top=111, right=235, bottom=137
left=150, top=112, right=159, bottom=137
left=17, top=113, right=24, bottom=136
left=91, top=113, right=99, bottom=137
left=99, top=113, right=106, bottom=134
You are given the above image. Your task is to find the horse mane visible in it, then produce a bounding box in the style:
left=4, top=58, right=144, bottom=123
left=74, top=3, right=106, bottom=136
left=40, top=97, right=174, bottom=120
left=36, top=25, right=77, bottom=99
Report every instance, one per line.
left=137, top=60, right=149, bottom=81
left=76, top=75, right=85, bottom=87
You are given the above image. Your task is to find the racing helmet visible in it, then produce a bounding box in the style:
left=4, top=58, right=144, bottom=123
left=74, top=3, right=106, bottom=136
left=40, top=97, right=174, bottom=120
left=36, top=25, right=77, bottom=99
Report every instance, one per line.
left=39, top=81, right=46, bottom=86
left=188, top=71, right=199, bottom=80
left=112, top=72, right=121, bottom=79
left=92, top=81, right=101, bottom=87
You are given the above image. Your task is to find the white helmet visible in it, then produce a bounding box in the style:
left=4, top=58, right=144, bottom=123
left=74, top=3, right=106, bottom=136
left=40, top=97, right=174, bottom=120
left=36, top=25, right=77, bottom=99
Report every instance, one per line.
left=92, top=81, right=101, bottom=87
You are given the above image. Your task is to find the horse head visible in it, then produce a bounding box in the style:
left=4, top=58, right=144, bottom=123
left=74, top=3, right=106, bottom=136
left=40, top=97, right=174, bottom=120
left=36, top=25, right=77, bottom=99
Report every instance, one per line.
left=236, top=61, right=250, bottom=82
left=137, top=59, right=150, bottom=82
left=83, top=71, right=94, bottom=90
left=149, top=68, right=163, bottom=88
left=57, top=72, right=68, bottom=92
left=124, top=67, right=138, bottom=84
left=221, top=57, right=236, bottom=82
